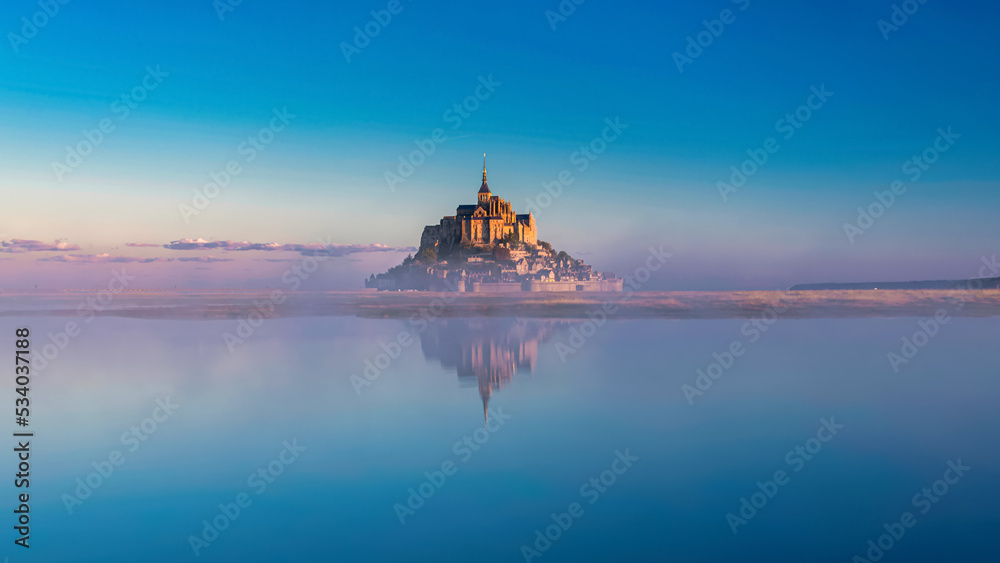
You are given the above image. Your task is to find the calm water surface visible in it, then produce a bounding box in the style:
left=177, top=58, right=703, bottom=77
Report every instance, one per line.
left=4, top=314, right=998, bottom=562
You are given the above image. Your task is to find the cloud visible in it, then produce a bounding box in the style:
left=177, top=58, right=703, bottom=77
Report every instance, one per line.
left=38, top=254, right=232, bottom=264
left=176, top=256, right=233, bottom=263
left=15, top=237, right=414, bottom=270
left=162, top=238, right=415, bottom=256
left=163, top=239, right=280, bottom=251
left=1, top=239, right=81, bottom=253
left=39, top=254, right=163, bottom=263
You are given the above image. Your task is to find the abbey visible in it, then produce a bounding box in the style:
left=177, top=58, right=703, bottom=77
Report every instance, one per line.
left=365, top=156, right=621, bottom=292
left=419, top=158, right=537, bottom=251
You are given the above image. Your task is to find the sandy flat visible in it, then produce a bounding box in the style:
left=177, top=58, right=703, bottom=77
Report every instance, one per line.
left=2, top=289, right=1000, bottom=320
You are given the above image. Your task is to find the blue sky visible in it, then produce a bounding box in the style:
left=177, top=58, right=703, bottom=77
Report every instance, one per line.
left=1, top=0, right=998, bottom=289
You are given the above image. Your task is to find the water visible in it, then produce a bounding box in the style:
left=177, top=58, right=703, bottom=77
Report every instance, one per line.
left=3, top=313, right=997, bottom=562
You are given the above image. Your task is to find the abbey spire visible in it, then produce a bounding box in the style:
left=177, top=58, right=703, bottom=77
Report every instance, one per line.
left=478, top=153, right=491, bottom=202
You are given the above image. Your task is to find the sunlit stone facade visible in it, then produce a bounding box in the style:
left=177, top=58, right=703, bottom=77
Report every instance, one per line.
left=420, top=160, right=537, bottom=252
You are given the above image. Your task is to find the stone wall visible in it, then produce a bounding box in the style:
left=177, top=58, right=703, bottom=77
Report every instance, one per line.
left=524, top=280, right=623, bottom=292
left=469, top=282, right=524, bottom=293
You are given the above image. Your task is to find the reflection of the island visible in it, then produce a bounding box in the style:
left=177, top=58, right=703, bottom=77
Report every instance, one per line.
left=419, top=318, right=557, bottom=424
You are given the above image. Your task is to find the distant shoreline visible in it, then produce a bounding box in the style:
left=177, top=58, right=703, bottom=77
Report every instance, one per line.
left=3, top=289, right=1000, bottom=320
left=790, top=277, right=1000, bottom=291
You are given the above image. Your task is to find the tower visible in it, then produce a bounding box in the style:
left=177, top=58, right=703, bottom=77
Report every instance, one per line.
left=478, top=153, right=491, bottom=204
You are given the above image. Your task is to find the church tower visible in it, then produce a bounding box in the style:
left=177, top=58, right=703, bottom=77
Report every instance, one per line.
left=478, top=153, right=491, bottom=204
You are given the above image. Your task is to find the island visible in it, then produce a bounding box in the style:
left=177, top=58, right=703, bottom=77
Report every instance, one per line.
left=365, top=158, right=623, bottom=292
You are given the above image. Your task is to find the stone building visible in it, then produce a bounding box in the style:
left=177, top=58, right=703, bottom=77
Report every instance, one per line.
left=366, top=156, right=622, bottom=292
left=420, top=157, right=537, bottom=252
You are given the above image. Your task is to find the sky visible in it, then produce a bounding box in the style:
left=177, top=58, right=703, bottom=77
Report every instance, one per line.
left=1, top=0, right=998, bottom=290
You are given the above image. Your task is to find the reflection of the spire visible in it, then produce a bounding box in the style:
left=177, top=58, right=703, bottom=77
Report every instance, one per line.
left=419, top=318, right=555, bottom=423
